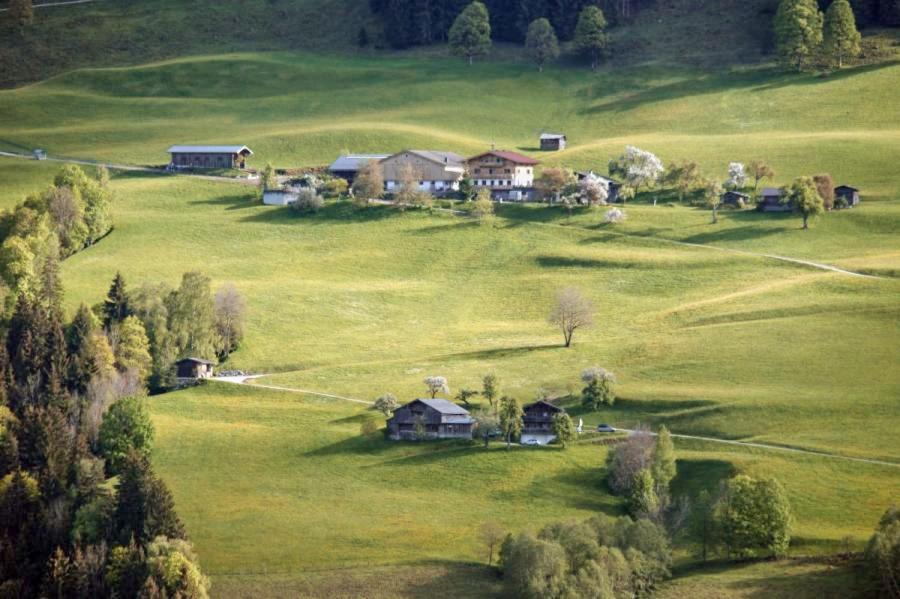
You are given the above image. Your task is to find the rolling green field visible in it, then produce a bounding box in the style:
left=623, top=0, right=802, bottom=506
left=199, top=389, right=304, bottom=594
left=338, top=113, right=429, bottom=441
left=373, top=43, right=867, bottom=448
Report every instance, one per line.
left=0, top=33, right=898, bottom=596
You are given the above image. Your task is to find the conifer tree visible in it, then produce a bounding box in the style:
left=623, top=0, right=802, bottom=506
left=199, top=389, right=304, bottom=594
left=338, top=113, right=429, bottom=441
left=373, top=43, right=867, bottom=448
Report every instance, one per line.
left=103, top=272, right=131, bottom=329
left=823, top=0, right=861, bottom=68
left=525, top=18, right=560, bottom=72
left=573, top=6, right=609, bottom=71
left=448, top=1, right=492, bottom=65
left=775, top=0, right=824, bottom=71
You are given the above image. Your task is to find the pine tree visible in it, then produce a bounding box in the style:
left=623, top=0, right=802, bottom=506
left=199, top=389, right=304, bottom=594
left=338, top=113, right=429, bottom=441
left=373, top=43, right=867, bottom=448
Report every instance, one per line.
left=823, top=0, right=861, bottom=68
left=103, top=272, right=131, bottom=329
left=112, top=316, right=152, bottom=383
left=448, top=1, right=492, bottom=65
left=525, top=18, right=560, bottom=72
left=775, top=0, right=824, bottom=71
left=573, top=6, right=609, bottom=71
left=114, top=451, right=184, bottom=545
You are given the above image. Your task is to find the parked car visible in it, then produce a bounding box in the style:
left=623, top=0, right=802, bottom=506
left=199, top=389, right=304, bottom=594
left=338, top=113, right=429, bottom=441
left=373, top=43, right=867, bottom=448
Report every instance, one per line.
left=597, top=424, right=615, bottom=433
left=523, top=439, right=540, bottom=446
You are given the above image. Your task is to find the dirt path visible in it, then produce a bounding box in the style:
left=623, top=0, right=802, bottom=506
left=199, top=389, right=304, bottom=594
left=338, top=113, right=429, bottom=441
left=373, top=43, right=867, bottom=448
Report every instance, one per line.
left=0, top=0, right=99, bottom=12
left=213, top=377, right=897, bottom=468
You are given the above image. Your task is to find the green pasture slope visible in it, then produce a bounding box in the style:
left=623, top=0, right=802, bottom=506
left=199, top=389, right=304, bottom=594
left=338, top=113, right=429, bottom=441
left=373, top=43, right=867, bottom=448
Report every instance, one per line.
left=0, top=29, right=898, bottom=597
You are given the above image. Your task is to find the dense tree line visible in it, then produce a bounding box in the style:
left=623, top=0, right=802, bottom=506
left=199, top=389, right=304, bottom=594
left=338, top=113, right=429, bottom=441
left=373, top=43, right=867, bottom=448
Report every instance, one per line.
left=371, top=0, right=651, bottom=48
left=0, top=262, right=210, bottom=597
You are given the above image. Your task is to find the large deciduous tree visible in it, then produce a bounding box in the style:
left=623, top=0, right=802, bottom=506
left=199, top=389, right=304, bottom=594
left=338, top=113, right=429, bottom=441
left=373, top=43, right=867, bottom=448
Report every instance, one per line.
left=573, top=6, right=609, bottom=71
left=98, top=397, right=154, bottom=476
left=581, top=367, right=616, bottom=409
left=551, top=412, right=575, bottom=448
left=823, top=0, right=861, bottom=68
left=214, top=282, right=246, bottom=357
left=351, top=159, right=384, bottom=206
left=498, top=396, right=523, bottom=449
left=786, top=176, right=825, bottom=229
left=548, top=287, right=593, bottom=347
left=662, top=160, right=702, bottom=204
left=813, top=173, right=835, bottom=210
left=448, top=1, right=492, bottom=65
left=716, top=475, right=793, bottom=558
left=536, top=168, right=575, bottom=203
left=748, top=160, right=775, bottom=192
left=525, top=18, right=559, bottom=71
left=609, top=146, right=665, bottom=200
left=374, top=393, right=400, bottom=416
left=166, top=271, right=219, bottom=360
left=775, top=0, right=824, bottom=71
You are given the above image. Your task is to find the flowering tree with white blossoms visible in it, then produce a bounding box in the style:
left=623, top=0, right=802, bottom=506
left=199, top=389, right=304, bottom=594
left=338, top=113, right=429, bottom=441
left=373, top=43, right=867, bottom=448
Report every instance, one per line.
left=726, top=162, right=747, bottom=190
left=579, top=173, right=609, bottom=206
left=605, top=208, right=627, bottom=224
left=424, top=376, right=450, bottom=398
left=608, top=146, right=665, bottom=201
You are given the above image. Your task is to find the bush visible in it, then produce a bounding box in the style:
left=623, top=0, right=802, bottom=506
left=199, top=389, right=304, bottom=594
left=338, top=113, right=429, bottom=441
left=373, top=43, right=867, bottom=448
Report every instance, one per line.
left=322, top=178, right=348, bottom=198
left=604, top=208, right=627, bottom=224
left=291, top=188, right=324, bottom=213
left=864, top=506, right=900, bottom=598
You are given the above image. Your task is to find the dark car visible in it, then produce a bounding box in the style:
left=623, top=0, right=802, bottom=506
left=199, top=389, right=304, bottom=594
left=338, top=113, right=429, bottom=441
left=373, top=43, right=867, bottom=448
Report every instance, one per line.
left=597, top=424, right=615, bottom=433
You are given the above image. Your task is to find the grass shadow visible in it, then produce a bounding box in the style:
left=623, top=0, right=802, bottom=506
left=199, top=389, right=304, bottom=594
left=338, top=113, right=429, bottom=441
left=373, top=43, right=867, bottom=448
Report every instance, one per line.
left=189, top=194, right=258, bottom=211
left=669, top=458, right=737, bottom=499
left=440, top=343, right=562, bottom=362
left=239, top=201, right=403, bottom=225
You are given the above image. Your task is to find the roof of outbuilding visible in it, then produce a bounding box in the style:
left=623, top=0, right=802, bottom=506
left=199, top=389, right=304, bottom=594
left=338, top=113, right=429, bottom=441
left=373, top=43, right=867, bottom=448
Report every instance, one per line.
left=176, top=357, right=215, bottom=365
left=400, top=150, right=466, bottom=167
left=835, top=185, right=859, bottom=191
left=329, top=154, right=390, bottom=171
left=722, top=191, right=750, bottom=198
left=540, top=133, right=566, bottom=140
left=467, top=150, right=540, bottom=165
left=167, top=145, right=253, bottom=155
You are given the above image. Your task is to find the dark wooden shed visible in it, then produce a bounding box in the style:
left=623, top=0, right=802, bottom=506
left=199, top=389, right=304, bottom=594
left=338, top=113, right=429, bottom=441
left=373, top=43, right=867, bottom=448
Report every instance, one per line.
left=175, top=357, right=215, bottom=380
left=540, top=133, right=567, bottom=151
left=167, top=145, right=253, bottom=170
left=834, top=185, right=860, bottom=208
left=721, top=191, right=750, bottom=207
left=757, top=187, right=792, bottom=212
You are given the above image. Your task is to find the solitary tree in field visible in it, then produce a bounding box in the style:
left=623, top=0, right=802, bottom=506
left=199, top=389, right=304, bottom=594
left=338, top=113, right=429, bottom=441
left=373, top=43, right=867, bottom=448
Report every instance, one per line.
left=455, top=388, right=479, bottom=407
left=8, top=0, right=33, bottom=29
left=748, top=160, right=775, bottom=192
left=573, top=6, right=609, bottom=71
left=786, top=176, right=825, bottom=229
left=551, top=412, right=575, bottom=448
left=775, top=0, right=824, bottom=71
left=498, top=395, right=523, bottom=448
left=482, top=374, right=499, bottom=412
left=449, top=1, right=492, bottom=65
left=704, top=179, right=724, bottom=223
left=823, top=0, right=861, bottom=68
left=478, top=521, right=506, bottom=565
left=609, top=146, right=665, bottom=201
left=581, top=367, right=616, bottom=409
left=424, top=376, right=450, bottom=398
left=548, top=287, right=593, bottom=347
left=351, top=159, right=384, bottom=206
left=525, top=18, right=559, bottom=72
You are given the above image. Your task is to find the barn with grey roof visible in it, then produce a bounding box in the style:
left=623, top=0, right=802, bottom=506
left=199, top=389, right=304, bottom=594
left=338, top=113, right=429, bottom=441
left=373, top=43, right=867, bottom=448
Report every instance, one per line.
left=386, top=398, right=474, bottom=440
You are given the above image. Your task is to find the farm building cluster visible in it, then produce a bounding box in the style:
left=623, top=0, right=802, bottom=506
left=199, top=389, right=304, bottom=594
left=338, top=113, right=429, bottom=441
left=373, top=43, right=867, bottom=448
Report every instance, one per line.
left=387, top=398, right=570, bottom=445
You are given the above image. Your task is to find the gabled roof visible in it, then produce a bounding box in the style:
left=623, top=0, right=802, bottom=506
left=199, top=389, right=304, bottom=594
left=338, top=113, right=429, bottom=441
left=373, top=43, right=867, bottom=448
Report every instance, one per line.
left=524, top=399, right=564, bottom=412
left=329, top=154, right=390, bottom=171
left=467, top=149, right=540, bottom=165
left=415, top=398, right=470, bottom=415
left=540, top=133, right=566, bottom=140
left=578, top=171, right=620, bottom=186
left=722, top=190, right=750, bottom=198
left=761, top=187, right=783, bottom=196
left=834, top=185, right=859, bottom=191
left=385, top=150, right=465, bottom=168
left=176, top=357, right=215, bottom=365
left=167, top=145, right=253, bottom=155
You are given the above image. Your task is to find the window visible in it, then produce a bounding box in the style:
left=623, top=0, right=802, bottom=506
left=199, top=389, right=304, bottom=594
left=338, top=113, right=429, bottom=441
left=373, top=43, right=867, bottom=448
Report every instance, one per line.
left=505, top=169, right=511, bottom=173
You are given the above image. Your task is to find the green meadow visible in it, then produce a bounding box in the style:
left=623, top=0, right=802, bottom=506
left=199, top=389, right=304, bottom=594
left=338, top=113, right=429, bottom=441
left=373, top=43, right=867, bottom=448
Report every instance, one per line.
left=0, top=41, right=898, bottom=596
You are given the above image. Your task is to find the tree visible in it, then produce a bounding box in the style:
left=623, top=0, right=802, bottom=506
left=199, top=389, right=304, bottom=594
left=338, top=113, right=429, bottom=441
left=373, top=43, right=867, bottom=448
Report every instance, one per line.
left=167, top=271, right=218, bottom=359
left=145, top=536, right=211, bottom=599
left=786, top=176, right=825, bottom=229
left=478, top=521, right=506, bottom=565
left=551, top=413, right=575, bottom=448
left=726, top=162, right=747, bottom=190
left=257, top=162, right=277, bottom=201
left=748, top=160, right=775, bottom=192
left=424, top=376, right=449, bottom=398
left=472, top=408, right=499, bottom=448
left=98, top=397, right=154, bottom=475
left=525, top=18, right=559, bottom=71
left=458, top=177, right=476, bottom=202
left=471, top=188, right=495, bottom=223
left=373, top=393, right=400, bottom=416
left=823, top=0, right=861, bottom=68
left=775, top=0, right=824, bottom=71
left=865, top=506, right=900, bottom=599
left=103, top=271, right=131, bottom=329
left=535, top=168, right=574, bottom=203
left=704, top=179, right=724, bottom=224
left=7, top=0, right=33, bottom=29
left=691, top=489, right=720, bottom=561
left=448, top=1, right=492, bottom=65
left=813, top=173, right=835, bottom=210
left=579, top=173, right=609, bottom=206
left=662, top=160, right=703, bottom=203
left=482, top=374, right=499, bottom=412
left=292, top=188, right=325, bottom=213
left=573, top=6, right=609, bottom=71
left=650, top=426, right=676, bottom=497
left=501, top=531, right=568, bottom=598
left=629, top=469, right=660, bottom=518
left=214, top=283, right=246, bottom=356
left=351, top=160, right=384, bottom=206
left=581, top=367, right=616, bottom=409
left=716, top=475, right=793, bottom=558
left=609, top=146, right=665, bottom=200
left=455, top=388, right=478, bottom=407
left=498, top=396, right=523, bottom=449
left=604, top=207, right=626, bottom=224
left=114, top=451, right=185, bottom=545
left=548, top=287, right=594, bottom=348
left=111, top=316, right=152, bottom=383
left=606, top=427, right=654, bottom=495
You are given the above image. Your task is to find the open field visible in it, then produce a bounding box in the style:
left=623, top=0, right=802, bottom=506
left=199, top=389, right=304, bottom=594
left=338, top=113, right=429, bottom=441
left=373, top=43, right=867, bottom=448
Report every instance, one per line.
left=0, top=41, right=898, bottom=596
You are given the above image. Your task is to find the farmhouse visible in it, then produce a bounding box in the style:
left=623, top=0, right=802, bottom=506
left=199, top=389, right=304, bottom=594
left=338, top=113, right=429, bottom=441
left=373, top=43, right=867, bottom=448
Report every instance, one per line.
left=466, top=149, right=539, bottom=201
left=834, top=185, right=861, bottom=208
left=721, top=190, right=750, bottom=207
left=758, top=187, right=792, bottom=212
left=380, top=150, right=466, bottom=196
left=167, top=145, right=253, bottom=170
left=540, top=133, right=567, bottom=151
left=576, top=171, right=622, bottom=203
left=386, top=399, right=474, bottom=441
left=521, top=400, right=565, bottom=446
left=174, top=357, right=215, bottom=380
left=328, top=154, right=390, bottom=183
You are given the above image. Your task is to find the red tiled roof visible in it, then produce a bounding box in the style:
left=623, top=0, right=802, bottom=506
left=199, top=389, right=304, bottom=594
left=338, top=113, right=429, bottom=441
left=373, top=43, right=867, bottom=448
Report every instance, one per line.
left=467, top=150, right=540, bottom=165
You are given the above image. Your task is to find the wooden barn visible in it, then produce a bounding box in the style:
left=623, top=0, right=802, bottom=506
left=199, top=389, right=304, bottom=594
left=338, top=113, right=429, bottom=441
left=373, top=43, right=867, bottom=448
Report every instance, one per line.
left=386, top=399, right=474, bottom=441
left=520, top=400, right=565, bottom=445
left=757, top=187, right=792, bottom=212
left=834, top=185, right=861, bottom=208
left=167, top=145, right=253, bottom=170
left=721, top=190, right=750, bottom=207
left=328, top=154, right=389, bottom=183
left=540, top=133, right=567, bottom=151
left=174, top=357, right=215, bottom=380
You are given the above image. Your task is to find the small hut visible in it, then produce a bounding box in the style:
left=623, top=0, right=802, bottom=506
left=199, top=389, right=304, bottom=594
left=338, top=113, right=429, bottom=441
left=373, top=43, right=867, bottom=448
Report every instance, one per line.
left=834, top=185, right=860, bottom=208
left=174, top=358, right=215, bottom=380
left=539, top=133, right=567, bottom=151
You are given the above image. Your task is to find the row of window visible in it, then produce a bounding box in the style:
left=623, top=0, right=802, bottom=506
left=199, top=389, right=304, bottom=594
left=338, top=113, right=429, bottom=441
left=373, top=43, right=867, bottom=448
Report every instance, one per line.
left=473, top=167, right=532, bottom=175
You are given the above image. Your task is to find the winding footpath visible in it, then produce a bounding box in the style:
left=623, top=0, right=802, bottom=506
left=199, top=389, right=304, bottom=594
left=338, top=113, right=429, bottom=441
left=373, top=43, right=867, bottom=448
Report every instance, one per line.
left=212, top=376, right=898, bottom=469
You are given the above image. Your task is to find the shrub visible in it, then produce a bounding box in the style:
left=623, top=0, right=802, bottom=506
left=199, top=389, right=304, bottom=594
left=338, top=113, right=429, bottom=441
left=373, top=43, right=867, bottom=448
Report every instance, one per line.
left=864, top=506, right=900, bottom=598
left=604, top=208, right=627, bottom=224
left=291, top=188, right=324, bottom=213
left=323, top=178, right=348, bottom=198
